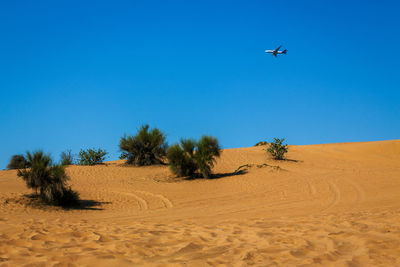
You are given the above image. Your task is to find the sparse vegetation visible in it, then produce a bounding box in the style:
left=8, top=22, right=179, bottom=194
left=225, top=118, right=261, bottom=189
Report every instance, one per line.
left=77, top=148, right=107, bottom=166
left=267, top=138, right=288, bottom=160
left=119, top=125, right=167, bottom=166
left=234, top=164, right=252, bottom=174
left=254, top=141, right=268, bottom=146
left=167, top=135, right=221, bottom=178
left=60, top=150, right=74, bottom=166
left=234, top=163, right=282, bottom=174
left=7, top=154, right=29, bottom=169
left=17, top=151, right=79, bottom=207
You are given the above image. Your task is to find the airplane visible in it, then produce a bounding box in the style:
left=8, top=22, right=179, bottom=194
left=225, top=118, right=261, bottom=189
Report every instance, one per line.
left=265, top=46, right=287, bottom=57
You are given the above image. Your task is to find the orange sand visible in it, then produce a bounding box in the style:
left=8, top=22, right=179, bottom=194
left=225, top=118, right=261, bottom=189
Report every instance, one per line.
left=0, top=140, right=399, bottom=266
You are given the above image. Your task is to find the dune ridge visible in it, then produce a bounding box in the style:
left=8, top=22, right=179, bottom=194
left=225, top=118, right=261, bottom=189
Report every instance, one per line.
left=1, top=140, right=400, bottom=266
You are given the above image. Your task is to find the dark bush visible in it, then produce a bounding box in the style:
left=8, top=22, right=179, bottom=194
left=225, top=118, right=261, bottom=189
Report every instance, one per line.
left=77, top=148, right=107, bottom=166
left=18, top=151, right=51, bottom=193
left=17, top=151, right=80, bottom=207
left=119, top=125, right=167, bottom=166
left=40, top=165, right=79, bottom=206
left=195, top=136, right=221, bottom=178
left=60, top=150, right=74, bottom=166
left=167, top=139, right=198, bottom=177
left=167, top=135, right=221, bottom=178
left=7, top=154, right=30, bottom=169
left=267, top=138, right=288, bottom=160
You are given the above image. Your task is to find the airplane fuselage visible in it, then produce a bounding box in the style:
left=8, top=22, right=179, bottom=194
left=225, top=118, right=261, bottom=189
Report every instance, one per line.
left=265, top=46, right=287, bottom=57
left=265, top=50, right=286, bottom=55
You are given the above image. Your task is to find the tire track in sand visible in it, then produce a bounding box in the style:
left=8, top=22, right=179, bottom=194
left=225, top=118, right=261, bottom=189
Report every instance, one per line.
left=135, top=191, right=173, bottom=209
left=342, top=178, right=366, bottom=204
left=116, top=191, right=173, bottom=210
left=118, top=192, right=148, bottom=210
left=303, top=175, right=317, bottom=197
left=321, top=180, right=341, bottom=212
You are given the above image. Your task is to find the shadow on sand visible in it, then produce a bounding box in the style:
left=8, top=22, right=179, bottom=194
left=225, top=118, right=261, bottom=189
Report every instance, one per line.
left=64, top=199, right=112, bottom=211
left=184, top=169, right=248, bottom=181
left=19, top=194, right=111, bottom=211
left=277, top=158, right=302, bottom=163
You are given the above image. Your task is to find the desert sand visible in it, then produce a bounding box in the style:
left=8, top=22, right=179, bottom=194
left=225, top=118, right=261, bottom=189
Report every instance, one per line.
left=0, top=140, right=399, bottom=266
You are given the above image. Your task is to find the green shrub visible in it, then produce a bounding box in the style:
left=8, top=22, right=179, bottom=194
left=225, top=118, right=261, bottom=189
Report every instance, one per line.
left=119, top=125, right=167, bottom=166
left=167, top=139, right=198, bottom=177
left=167, top=135, right=221, bottom=178
left=18, top=151, right=52, bottom=193
left=78, top=148, right=107, bottom=165
left=267, top=138, right=288, bottom=160
left=195, top=136, right=221, bottom=178
left=60, top=150, right=74, bottom=166
left=39, top=165, right=79, bottom=206
left=17, top=151, right=80, bottom=207
left=7, top=154, right=30, bottom=169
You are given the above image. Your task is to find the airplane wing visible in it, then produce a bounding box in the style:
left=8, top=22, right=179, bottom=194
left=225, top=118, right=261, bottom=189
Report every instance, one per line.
left=274, top=45, right=281, bottom=52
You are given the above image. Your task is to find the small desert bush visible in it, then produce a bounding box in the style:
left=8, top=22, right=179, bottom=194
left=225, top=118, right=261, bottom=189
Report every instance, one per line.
left=196, top=136, right=221, bottom=178
left=119, top=125, right=167, bottom=166
left=17, top=151, right=80, bottom=207
left=267, top=138, right=288, bottom=160
left=7, top=154, right=30, bottom=169
left=77, top=148, right=107, bottom=166
left=60, top=150, right=74, bottom=166
left=167, top=135, right=221, bottom=178
left=18, top=151, right=51, bottom=193
left=167, top=139, right=198, bottom=177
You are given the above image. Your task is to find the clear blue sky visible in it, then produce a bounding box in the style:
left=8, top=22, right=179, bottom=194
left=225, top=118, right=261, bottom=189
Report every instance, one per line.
left=1, top=0, right=399, bottom=168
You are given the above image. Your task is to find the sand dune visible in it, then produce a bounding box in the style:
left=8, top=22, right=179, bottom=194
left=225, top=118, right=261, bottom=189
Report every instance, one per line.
left=1, top=140, right=399, bottom=266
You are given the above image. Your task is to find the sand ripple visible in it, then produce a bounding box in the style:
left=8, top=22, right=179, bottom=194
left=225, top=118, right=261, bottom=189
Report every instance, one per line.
left=0, top=140, right=399, bottom=266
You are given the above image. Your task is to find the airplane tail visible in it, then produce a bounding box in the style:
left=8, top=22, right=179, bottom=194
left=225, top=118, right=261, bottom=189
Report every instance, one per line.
left=282, top=49, right=287, bottom=54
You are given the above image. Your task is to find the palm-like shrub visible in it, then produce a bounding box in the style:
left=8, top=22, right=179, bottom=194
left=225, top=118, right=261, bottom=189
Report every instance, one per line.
left=267, top=138, right=288, bottom=160
left=39, top=165, right=79, bottom=206
left=120, top=125, right=167, bottom=166
left=7, top=154, right=30, bottom=169
left=60, top=150, right=74, bottom=166
left=18, top=151, right=52, bottom=193
left=167, top=139, right=198, bottom=177
left=195, top=136, right=221, bottom=178
left=167, top=135, right=221, bottom=178
left=78, top=148, right=107, bottom=165
left=17, top=151, right=79, bottom=206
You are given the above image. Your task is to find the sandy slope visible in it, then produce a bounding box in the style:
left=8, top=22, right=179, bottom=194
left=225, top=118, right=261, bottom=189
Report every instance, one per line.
left=0, top=140, right=399, bottom=266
